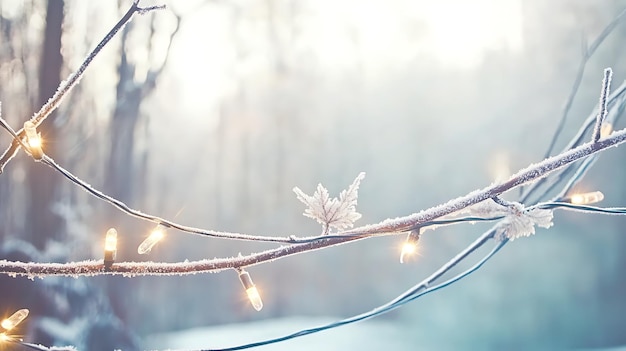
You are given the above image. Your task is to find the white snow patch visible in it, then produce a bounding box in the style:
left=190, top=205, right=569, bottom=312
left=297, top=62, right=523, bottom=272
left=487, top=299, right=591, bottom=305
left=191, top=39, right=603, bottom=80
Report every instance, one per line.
left=144, top=316, right=414, bottom=351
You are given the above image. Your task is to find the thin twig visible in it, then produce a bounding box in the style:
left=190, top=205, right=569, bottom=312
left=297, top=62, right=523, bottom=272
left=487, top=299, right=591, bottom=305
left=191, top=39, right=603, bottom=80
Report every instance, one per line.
left=543, top=7, right=626, bottom=158
left=592, top=67, right=613, bottom=142
left=2, top=127, right=626, bottom=277
left=520, top=80, right=626, bottom=203
left=0, top=0, right=164, bottom=173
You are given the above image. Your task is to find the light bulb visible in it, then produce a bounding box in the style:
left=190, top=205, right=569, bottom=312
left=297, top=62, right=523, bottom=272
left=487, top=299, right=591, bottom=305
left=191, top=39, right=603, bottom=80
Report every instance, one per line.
left=1, top=309, right=29, bottom=331
left=569, top=191, right=604, bottom=205
left=400, top=229, right=421, bottom=264
left=104, top=228, right=118, bottom=268
left=138, top=224, right=166, bottom=254
left=246, top=286, right=263, bottom=312
left=23, top=121, right=43, bottom=160
left=489, top=151, right=510, bottom=183
left=238, top=270, right=263, bottom=311
left=600, top=122, right=613, bottom=138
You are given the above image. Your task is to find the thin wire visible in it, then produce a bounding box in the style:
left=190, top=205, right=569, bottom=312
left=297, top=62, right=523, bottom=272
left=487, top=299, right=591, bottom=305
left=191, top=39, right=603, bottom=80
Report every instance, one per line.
left=535, top=202, right=626, bottom=215
left=39, top=154, right=505, bottom=245
left=203, top=240, right=506, bottom=351
left=40, top=155, right=297, bottom=244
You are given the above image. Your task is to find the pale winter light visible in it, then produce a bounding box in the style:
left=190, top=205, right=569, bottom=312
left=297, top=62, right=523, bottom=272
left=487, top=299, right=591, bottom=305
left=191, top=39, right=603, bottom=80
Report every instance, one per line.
left=417, top=0, right=523, bottom=68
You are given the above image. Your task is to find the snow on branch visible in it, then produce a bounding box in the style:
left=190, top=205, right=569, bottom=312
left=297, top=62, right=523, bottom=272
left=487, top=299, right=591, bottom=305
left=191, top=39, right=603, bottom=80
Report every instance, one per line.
left=0, top=126, right=625, bottom=278
left=593, top=67, right=613, bottom=143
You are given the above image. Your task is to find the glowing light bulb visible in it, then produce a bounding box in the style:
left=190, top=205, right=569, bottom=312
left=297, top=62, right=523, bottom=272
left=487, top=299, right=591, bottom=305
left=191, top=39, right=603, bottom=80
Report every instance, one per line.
left=104, top=228, right=118, bottom=268
left=569, top=191, right=604, bottom=205
left=0, top=333, right=9, bottom=341
left=138, top=224, right=166, bottom=254
left=238, top=270, right=263, bottom=311
left=400, top=229, right=421, bottom=264
left=23, top=121, right=43, bottom=160
left=489, top=151, right=510, bottom=183
left=1, top=309, right=29, bottom=331
left=600, top=123, right=613, bottom=138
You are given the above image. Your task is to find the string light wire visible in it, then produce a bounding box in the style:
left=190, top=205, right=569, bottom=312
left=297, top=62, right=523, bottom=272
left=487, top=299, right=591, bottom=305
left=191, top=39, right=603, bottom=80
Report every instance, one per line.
left=0, top=1, right=624, bottom=350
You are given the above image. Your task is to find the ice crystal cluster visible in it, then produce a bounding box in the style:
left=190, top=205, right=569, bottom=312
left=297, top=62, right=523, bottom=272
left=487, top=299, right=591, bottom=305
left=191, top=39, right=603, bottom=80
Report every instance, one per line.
left=467, top=201, right=554, bottom=241
left=293, top=172, right=365, bottom=234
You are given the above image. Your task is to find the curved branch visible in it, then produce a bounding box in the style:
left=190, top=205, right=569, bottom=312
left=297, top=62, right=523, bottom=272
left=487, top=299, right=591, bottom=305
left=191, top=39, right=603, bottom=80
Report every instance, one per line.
left=3, top=128, right=626, bottom=277
left=0, top=0, right=164, bottom=173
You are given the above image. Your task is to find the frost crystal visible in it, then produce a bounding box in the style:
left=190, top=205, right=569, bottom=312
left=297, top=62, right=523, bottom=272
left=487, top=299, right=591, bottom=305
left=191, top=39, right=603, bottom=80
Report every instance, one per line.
left=462, top=199, right=510, bottom=217
left=496, top=204, right=554, bottom=241
left=293, top=172, right=365, bottom=234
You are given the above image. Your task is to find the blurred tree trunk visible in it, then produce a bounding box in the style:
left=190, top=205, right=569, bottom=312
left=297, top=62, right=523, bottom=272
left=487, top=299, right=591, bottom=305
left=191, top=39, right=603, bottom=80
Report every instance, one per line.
left=103, top=22, right=143, bottom=324
left=103, top=12, right=180, bottom=323
left=26, top=0, right=65, bottom=250
left=104, top=26, right=140, bottom=206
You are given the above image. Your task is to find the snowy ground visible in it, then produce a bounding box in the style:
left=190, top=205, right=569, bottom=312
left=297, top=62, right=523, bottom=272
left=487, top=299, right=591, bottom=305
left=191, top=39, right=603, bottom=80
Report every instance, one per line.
left=144, top=316, right=626, bottom=351
left=144, top=317, right=415, bottom=351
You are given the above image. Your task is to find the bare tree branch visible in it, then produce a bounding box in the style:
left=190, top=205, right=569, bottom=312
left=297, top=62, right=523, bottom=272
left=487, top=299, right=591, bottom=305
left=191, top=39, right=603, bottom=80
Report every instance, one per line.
left=1, top=125, right=626, bottom=277
left=0, top=0, right=164, bottom=173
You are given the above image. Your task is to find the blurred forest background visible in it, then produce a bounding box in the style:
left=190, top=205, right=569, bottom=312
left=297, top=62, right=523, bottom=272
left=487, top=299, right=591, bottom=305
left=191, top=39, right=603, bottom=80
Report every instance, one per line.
left=1, top=0, right=626, bottom=350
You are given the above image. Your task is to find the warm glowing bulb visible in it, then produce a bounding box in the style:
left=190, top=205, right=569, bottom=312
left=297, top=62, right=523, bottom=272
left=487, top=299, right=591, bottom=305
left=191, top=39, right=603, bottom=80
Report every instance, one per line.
left=104, top=228, right=118, bottom=268
left=246, top=286, right=263, bottom=312
left=400, top=243, right=417, bottom=264
left=105, top=228, right=118, bottom=252
left=600, top=123, right=613, bottom=138
left=138, top=225, right=166, bottom=254
left=569, top=191, right=604, bottom=205
left=238, top=270, right=263, bottom=311
left=489, top=151, right=510, bottom=183
left=400, top=229, right=421, bottom=264
left=1, top=309, right=28, bottom=331
left=23, top=121, right=43, bottom=159
left=0, top=333, right=8, bottom=341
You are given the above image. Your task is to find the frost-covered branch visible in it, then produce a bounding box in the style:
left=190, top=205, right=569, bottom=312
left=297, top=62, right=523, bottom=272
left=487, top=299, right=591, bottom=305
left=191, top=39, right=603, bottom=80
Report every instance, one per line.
left=0, top=0, right=164, bottom=173
left=0, top=116, right=623, bottom=252
left=593, top=67, right=613, bottom=142
left=1, top=125, right=626, bottom=277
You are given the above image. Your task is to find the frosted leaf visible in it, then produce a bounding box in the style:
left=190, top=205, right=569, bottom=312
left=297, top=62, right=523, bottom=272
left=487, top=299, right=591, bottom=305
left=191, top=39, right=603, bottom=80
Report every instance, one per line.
left=462, top=199, right=509, bottom=217
left=293, top=172, right=365, bottom=234
left=496, top=206, right=554, bottom=241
